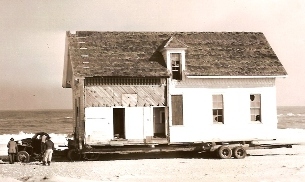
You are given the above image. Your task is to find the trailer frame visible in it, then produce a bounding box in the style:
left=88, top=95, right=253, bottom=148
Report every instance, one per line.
left=64, top=139, right=294, bottom=161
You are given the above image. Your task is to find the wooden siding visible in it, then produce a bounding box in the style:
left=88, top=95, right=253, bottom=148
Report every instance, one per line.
left=72, top=79, right=86, bottom=148
left=85, top=85, right=166, bottom=107
left=172, top=77, right=275, bottom=88
left=168, top=78, right=278, bottom=143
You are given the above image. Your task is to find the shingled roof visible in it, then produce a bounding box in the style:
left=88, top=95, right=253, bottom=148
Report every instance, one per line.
left=65, top=31, right=287, bottom=78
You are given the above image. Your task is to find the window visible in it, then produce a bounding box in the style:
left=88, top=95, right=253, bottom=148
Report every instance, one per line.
left=250, top=94, right=261, bottom=122
left=171, top=95, right=183, bottom=125
left=213, top=95, right=224, bottom=123
left=171, top=53, right=182, bottom=80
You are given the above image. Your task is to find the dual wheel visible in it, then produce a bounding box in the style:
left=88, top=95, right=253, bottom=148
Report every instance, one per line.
left=217, top=146, right=246, bottom=159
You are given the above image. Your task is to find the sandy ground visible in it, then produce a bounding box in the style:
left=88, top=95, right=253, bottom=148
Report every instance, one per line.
left=1, top=145, right=305, bottom=182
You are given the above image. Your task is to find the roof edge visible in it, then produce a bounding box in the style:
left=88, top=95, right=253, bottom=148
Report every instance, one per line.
left=186, top=75, right=288, bottom=79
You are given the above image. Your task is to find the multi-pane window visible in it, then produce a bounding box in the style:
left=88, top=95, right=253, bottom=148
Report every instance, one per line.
left=213, top=95, right=224, bottom=123
left=250, top=94, right=261, bottom=122
left=171, top=53, right=182, bottom=80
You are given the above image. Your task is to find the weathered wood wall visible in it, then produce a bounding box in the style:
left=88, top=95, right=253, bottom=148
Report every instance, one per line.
left=85, top=85, right=166, bottom=107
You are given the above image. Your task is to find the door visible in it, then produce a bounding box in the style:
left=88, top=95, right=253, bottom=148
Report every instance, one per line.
left=113, top=108, right=125, bottom=139
left=85, top=107, right=113, bottom=144
left=153, top=107, right=166, bottom=138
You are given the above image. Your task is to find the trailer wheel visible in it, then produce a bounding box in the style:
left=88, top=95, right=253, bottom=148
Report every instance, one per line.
left=217, top=146, right=232, bottom=159
left=67, top=149, right=81, bottom=161
left=232, top=146, right=246, bottom=159
left=83, top=153, right=99, bottom=161
left=17, top=151, right=30, bottom=163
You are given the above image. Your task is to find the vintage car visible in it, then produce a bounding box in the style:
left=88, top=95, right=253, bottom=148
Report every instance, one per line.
left=16, top=132, right=49, bottom=162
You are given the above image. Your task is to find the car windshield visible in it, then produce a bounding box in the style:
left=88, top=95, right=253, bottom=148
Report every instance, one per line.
left=31, top=132, right=48, bottom=139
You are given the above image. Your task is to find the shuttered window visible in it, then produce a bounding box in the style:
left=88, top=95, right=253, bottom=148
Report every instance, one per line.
left=171, top=95, right=183, bottom=125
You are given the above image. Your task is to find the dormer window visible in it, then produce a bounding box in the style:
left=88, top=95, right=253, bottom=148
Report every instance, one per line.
left=171, top=53, right=182, bottom=80
left=160, top=36, right=188, bottom=81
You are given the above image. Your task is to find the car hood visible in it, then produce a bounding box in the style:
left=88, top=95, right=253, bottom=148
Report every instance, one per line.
left=21, top=138, right=32, bottom=145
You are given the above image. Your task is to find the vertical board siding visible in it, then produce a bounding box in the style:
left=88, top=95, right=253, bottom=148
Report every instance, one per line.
left=171, top=95, right=183, bottom=125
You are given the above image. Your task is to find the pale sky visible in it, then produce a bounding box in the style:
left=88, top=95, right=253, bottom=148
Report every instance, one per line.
left=0, top=0, right=304, bottom=110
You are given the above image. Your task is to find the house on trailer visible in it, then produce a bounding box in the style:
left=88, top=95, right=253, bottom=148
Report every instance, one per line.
left=62, top=31, right=287, bottom=148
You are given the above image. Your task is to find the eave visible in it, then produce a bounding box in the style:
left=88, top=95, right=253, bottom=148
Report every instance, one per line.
left=186, top=75, right=288, bottom=79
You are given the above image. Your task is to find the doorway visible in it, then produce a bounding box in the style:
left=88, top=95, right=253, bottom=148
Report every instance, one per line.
left=113, top=108, right=125, bottom=139
left=153, top=107, right=166, bottom=138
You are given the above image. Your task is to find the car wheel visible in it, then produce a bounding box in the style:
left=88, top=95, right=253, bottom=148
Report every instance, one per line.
left=83, top=152, right=99, bottom=161
left=17, top=151, right=30, bottom=163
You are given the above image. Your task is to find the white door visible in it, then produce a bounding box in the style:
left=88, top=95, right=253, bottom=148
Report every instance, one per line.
left=125, top=107, right=144, bottom=140
left=85, top=107, right=113, bottom=144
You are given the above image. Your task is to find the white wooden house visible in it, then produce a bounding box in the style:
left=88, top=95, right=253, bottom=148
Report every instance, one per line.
left=62, top=31, right=287, bottom=148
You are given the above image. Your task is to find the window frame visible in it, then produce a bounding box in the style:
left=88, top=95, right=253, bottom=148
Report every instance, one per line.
left=170, top=53, right=182, bottom=80
left=212, top=94, right=224, bottom=124
left=250, top=94, right=261, bottom=122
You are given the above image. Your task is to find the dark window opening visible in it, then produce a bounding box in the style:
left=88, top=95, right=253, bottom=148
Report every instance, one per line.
left=250, top=94, right=261, bottom=122
left=171, top=53, right=182, bottom=80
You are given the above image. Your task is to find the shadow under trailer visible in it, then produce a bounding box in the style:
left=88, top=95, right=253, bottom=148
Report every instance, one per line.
left=15, top=132, right=293, bottom=162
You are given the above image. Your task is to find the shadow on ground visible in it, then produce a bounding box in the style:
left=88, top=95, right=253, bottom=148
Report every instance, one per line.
left=0, top=150, right=298, bottom=164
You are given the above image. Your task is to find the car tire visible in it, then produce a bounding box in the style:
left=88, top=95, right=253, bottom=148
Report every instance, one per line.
left=217, top=146, right=232, bottom=159
left=232, top=146, right=247, bottom=159
left=17, top=151, right=30, bottom=163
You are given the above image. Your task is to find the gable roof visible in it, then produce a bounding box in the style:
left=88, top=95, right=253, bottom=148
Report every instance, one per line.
left=64, top=31, right=287, bottom=80
left=163, top=36, right=188, bottom=48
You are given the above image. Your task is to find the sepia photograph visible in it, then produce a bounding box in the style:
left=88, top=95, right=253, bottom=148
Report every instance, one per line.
left=0, top=0, right=305, bottom=181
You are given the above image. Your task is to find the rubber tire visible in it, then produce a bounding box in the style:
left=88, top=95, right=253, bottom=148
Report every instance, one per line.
left=217, top=146, right=232, bottom=159
left=17, top=151, right=30, bottom=163
left=232, top=146, right=247, bottom=159
left=67, top=149, right=81, bottom=161
left=83, top=153, right=99, bottom=161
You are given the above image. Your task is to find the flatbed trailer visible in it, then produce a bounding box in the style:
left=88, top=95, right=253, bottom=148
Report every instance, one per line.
left=64, top=139, right=293, bottom=161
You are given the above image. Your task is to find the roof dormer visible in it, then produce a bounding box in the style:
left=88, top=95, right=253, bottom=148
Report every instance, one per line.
left=160, top=36, right=187, bottom=80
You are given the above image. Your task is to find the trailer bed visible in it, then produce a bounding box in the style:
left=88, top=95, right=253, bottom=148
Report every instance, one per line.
left=64, top=139, right=295, bottom=161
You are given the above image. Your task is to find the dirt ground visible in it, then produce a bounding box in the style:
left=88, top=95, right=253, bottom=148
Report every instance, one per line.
left=1, top=145, right=305, bottom=182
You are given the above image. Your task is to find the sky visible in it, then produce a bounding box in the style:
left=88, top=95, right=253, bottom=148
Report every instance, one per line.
left=0, top=0, right=304, bottom=110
